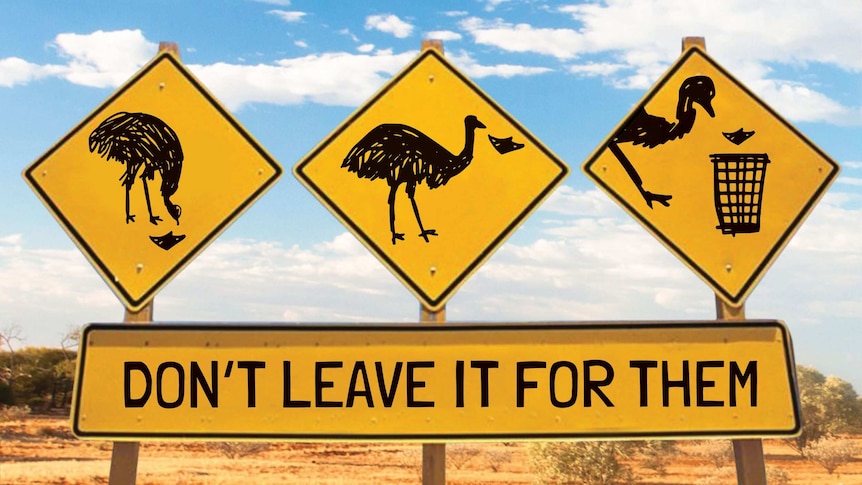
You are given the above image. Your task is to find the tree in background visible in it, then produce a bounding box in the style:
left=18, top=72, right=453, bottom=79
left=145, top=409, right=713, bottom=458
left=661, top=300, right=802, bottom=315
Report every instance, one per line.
left=790, top=365, right=862, bottom=456
left=0, top=324, right=24, bottom=405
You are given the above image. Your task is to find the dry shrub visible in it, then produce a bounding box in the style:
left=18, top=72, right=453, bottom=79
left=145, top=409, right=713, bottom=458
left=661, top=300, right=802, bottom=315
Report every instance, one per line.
left=207, top=441, right=270, bottom=459
left=637, top=440, right=678, bottom=476
left=397, top=446, right=422, bottom=482
left=804, top=436, right=859, bottom=474
left=447, top=443, right=481, bottom=470
left=484, top=448, right=511, bottom=472
left=530, top=441, right=633, bottom=485
left=39, top=425, right=74, bottom=440
left=688, top=440, right=733, bottom=468
left=766, top=466, right=790, bottom=485
left=0, top=404, right=30, bottom=422
left=693, top=467, right=734, bottom=485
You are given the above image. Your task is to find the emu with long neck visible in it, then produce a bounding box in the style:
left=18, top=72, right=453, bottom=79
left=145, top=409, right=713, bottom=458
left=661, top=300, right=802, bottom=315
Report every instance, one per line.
left=341, top=114, right=487, bottom=244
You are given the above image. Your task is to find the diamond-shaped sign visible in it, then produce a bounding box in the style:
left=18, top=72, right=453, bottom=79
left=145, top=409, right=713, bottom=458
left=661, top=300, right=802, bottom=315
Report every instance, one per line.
left=583, top=46, right=839, bottom=306
left=295, top=49, right=568, bottom=310
left=23, top=51, right=282, bottom=311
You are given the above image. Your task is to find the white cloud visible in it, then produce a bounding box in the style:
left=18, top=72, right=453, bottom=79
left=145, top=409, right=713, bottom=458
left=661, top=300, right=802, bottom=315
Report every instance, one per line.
left=447, top=51, right=552, bottom=79
left=267, top=9, right=306, bottom=22
left=459, top=0, right=862, bottom=125
left=357, top=43, right=375, bottom=53
left=189, top=51, right=416, bottom=109
left=0, top=57, right=53, bottom=87
left=443, top=11, right=469, bottom=17
left=365, top=14, right=414, bottom=39
left=51, top=30, right=157, bottom=87
left=424, top=30, right=462, bottom=42
left=460, top=17, right=585, bottom=60
left=294, top=40, right=308, bottom=49
left=0, top=29, right=155, bottom=88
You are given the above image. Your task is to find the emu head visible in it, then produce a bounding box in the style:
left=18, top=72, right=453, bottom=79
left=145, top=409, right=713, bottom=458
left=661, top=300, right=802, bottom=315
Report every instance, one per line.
left=167, top=204, right=181, bottom=225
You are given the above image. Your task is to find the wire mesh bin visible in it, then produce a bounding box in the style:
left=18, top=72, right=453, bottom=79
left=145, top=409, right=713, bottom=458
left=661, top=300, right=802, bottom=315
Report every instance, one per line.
left=710, top=153, right=770, bottom=236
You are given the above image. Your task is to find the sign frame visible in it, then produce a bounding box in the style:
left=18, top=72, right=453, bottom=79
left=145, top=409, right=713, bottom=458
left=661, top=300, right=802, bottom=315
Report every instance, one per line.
left=23, top=51, right=283, bottom=311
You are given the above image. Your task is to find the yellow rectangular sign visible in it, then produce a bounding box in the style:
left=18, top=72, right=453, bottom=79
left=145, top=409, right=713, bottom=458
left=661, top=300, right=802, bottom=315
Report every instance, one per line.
left=73, top=322, right=799, bottom=440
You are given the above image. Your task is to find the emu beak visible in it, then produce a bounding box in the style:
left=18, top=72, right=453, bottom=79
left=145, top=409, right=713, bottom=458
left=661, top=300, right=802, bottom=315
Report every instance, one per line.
left=702, top=99, right=715, bottom=118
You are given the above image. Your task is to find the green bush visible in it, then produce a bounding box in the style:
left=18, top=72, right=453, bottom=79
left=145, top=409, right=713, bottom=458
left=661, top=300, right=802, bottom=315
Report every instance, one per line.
left=790, top=366, right=862, bottom=455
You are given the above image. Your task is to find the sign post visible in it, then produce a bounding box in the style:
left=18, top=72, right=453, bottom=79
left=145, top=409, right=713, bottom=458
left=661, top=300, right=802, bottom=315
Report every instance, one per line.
left=27, top=39, right=282, bottom=484
left=295, top=36, right=567, bottom=483
left=417, top=36, right=446, bottom=485
left=294, top=40, right=568, bottom=312
left=583, top=35, right=840, bottom=485
left=108, top=301, right=154, bottom=485
left=23, top=43, right=282, bottom=312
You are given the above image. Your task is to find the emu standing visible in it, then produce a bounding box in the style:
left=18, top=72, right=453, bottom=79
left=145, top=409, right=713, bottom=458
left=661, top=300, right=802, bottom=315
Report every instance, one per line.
left=609, top=75, right=716, bottom=208
left=89, top=111, right=183, bottom=225
left=343, top=115, right=486, bottom=244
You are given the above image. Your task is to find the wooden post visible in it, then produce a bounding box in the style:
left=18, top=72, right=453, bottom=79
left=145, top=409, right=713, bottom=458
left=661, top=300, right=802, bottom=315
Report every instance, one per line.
left=682, top=35, right=767, bottom=485
left=107, top=40, right=175, bottom=485
left=108, top=302, right=153, bottom=485
left=417, top=37, right=447, bottom=485
left=420, top=304, right=446, bottom=485
left=716, top=298, right=768, bottom=485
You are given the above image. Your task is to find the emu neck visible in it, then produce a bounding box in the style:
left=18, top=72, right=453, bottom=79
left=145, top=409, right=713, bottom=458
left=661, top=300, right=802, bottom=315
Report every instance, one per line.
left=457, top=124, right=478, bottom=162
left=669, top=100, right=697, bottom=139
left=434, top=123, right=479, bottom=187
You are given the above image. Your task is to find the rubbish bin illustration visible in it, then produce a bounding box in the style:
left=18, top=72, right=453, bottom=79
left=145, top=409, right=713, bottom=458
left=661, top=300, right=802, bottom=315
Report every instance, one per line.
left=710, top=153, right=770, bottom=236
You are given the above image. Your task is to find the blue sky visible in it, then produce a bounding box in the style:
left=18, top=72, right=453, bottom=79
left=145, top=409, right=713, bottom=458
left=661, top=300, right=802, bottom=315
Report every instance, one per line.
left=1, top=1, right=861, bottom=392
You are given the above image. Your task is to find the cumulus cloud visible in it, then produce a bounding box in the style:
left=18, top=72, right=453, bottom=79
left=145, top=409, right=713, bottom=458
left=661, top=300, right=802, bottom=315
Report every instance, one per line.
left=267, top=9, right=307, bottom=22
left=447, top=51, right=552, bottom=79
left=459, top=0, right=862, bottom=125
left=188, top=51, right=416, bottom=109
left=365, top=14, right=414, bottom=39
left=424, top=30, right=462, bottom=42
left=0, top=29, right=155, bottom=88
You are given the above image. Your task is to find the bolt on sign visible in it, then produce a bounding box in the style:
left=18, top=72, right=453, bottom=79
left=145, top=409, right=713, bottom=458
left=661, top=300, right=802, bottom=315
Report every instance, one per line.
left=582, top=46, right=839, bottom=306
left=294, top=49, right=569, bottom=311
left=72, top=321, right=798, bottom=440
left=23, top=51, right=282, bottom=311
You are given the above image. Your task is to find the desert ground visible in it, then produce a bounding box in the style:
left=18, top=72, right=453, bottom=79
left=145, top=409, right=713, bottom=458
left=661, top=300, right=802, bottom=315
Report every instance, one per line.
left=1, top=415, right=860, bottom=484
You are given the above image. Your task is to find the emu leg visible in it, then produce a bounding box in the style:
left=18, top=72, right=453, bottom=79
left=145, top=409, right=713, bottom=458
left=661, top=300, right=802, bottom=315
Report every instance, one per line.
left=388, top=185, right=404, bottom=245
left=141, top=178, right=162, bottom=225
left=125, top=184, right=135, bottom=224
left=408, top=192, right=437, bottom=243
left=608, top=142, right=672, bottom=208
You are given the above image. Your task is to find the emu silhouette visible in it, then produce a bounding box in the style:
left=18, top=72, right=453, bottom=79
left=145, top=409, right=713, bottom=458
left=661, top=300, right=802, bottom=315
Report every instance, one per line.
left=89, top=111, right=183, bottom=225
left=342, top=115, right=486, bottom=244
left=609, top=75, right=716, bottom=208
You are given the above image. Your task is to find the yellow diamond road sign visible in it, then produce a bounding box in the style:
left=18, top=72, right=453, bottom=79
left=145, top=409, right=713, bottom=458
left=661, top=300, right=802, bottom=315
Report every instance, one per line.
left=24, top=51, right=282, bottom=311
left=583, top=46, right=839, bottom=306
left=295, top=49, right=569, bottom=310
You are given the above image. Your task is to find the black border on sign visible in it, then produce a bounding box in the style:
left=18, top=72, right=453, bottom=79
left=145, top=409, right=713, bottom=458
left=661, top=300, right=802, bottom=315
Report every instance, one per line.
left=23, top=52, right=283, bottom=311
left=293, top=49, right=569, bottom=311
left=581, top=46, right=840, bottom=306
left=73, top=320, right=800, bottom=441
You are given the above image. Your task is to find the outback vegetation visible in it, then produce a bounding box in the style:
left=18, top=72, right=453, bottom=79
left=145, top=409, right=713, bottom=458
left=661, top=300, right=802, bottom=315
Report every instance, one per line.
left=1, top=327, right=861, bottom=484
